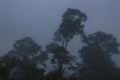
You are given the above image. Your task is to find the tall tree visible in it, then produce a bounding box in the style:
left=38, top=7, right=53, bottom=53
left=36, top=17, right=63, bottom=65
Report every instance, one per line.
left=79, top=31, right=119, bottom=79
left=54, top=8, right=87, bottom=49
left=46, top=8, right=87, bottom=69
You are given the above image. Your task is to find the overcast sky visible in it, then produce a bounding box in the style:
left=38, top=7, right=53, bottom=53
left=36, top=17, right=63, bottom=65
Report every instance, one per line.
left=0, top=0, right=120, bottom=66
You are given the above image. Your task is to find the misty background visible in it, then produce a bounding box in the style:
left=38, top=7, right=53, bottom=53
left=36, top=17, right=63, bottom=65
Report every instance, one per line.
left=0, top=0, right=120, bottom=67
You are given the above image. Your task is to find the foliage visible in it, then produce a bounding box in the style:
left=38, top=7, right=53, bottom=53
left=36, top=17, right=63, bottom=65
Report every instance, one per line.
left=0, top=58, right=9, bottom=80
left=46, top=8, right=86, bottom=69
left=1, top=56, right=46, bottom=80
left=46, top=67, right=65, bottom=80
left=84, top=31, right=119, bottom=54
left=46, top=42, right=75, bottom=68
left=79, top=31, right=120, bottom=79
left=46, top=67, right=80, bottom=80
left=54, top=8, right=87, bottom=48
left=7, top=37, right=48, bottom=66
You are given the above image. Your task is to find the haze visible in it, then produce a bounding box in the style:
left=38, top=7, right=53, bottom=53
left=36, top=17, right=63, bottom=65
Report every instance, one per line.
left=0, top=0, right=120, bottom=66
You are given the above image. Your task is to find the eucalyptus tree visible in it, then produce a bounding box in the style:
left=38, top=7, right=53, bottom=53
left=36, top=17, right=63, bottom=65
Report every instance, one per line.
left=79, top=31, right=120, bottom=79
left=54, top=8, right=87, bottom=49
left=47, top=8, right=87, bottom=69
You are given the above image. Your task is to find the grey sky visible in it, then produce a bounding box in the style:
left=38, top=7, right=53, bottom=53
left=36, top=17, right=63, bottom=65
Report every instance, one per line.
left=0, top=0, right=120, bottom=66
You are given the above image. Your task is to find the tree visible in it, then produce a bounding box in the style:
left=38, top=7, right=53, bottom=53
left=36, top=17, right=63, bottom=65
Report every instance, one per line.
left=79, top=31, right=120, bottom=79
left=0, top=56, right=26, bottom=80
left=54, top=8, right=87, bottom=49
left=46, top=67, right=80, bottom=80
left=7, top=37, right=48, bottom=66
left=4, top=37, right=48, bottom=79
left=46, top=43, right=75, bottom=68
left=47, top=8, right=87, bottom=69
left=1, top=55, right=46, bottom=80
left=0, top=57, right=9, bottom=80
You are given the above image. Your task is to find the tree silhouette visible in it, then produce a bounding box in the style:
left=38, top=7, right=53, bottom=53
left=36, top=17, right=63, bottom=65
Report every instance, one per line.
left=1, top=56, right=46, bottom=80
left=79, top=31, right=120, bottom=79
left=7, top=37, right=48, bottom=66
left=46, top=67, right=80, bottom=80
left=54, top=8, right=87, bottom=49
left=46, top=8, right=86, bottom=69
left=46, top=42, right=75, bottom=68
left=0, top=57, right=9, bottom=80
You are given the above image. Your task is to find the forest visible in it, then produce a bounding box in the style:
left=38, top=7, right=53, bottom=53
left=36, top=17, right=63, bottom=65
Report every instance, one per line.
left=0, top=8, right=120, bottom=80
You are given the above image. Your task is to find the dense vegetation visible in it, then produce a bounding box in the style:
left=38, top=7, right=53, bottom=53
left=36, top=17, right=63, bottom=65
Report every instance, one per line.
left=0, top=8, right=120, bottom=80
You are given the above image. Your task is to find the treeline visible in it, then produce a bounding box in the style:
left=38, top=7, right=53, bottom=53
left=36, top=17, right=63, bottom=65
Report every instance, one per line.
left=0, top=8, right=120, bottom=80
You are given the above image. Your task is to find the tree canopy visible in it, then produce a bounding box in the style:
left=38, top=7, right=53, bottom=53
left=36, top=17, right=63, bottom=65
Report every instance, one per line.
left=54, top=8, right=87, bottom=48
left=7, top=37, right=48, bottom=66
left=79, top=31, right=120, bottom=79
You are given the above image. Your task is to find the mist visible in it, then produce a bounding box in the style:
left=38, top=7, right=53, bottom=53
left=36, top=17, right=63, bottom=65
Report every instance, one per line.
left=0, top=1, right=120, bottom=79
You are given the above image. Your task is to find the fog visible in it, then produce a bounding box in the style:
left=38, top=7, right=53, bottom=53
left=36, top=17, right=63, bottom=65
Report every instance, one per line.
left=0, top=0, right=120, bottom=66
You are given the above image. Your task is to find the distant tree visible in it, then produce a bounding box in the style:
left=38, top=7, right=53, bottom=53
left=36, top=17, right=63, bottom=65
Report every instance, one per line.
left=46, top=42, right=75, bottom=68
left=78, top=31, right=120, bottom=79
left=47, top=8, right=87, bottom=69
left=2, top=37, right=48, bottom=80
left=7, top=37, right=48, bottom=66
left=54, top=8, right=87, bottom=49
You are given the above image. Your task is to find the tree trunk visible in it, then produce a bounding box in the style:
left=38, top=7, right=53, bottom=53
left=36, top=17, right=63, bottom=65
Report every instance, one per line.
left=62, top=38, right=65, bottom=48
